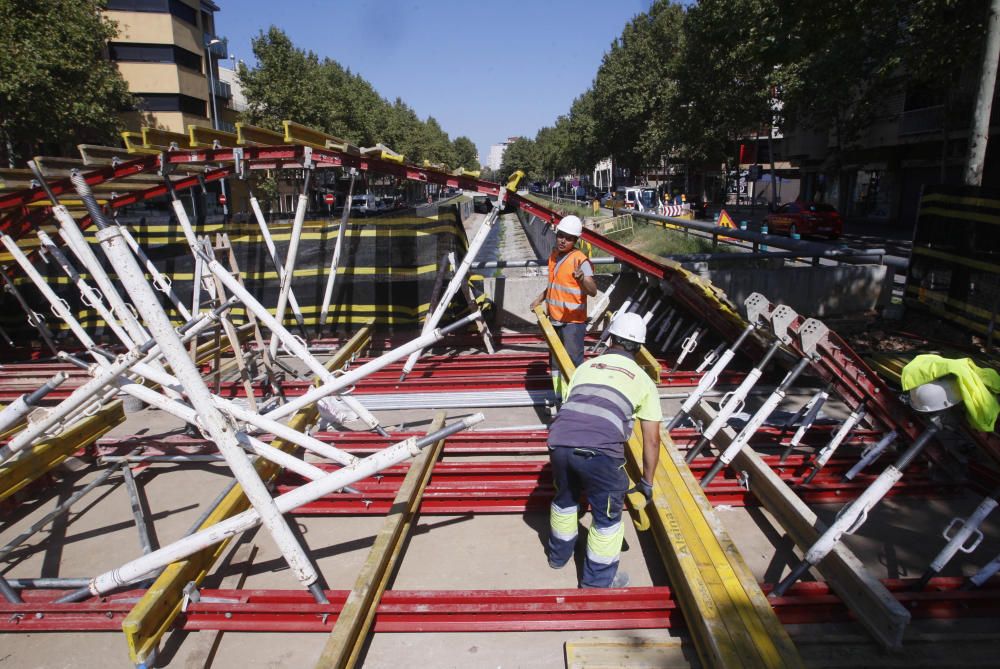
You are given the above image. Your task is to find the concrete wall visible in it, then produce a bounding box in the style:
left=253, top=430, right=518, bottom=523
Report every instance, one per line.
left=686, top=264, right=894, bottom=317
left=483, top=263, right=893, bottom=329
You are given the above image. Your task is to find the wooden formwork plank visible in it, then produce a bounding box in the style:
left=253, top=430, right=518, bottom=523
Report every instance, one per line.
left=534, top=306, right=802, bottom=669
left=690, top=401, right=911, bottom=651
left=0, top=401, right=125, bottom=502
left=314, top=412, right=447, bottom=669
left=565, top=638, right=692, bottom=669
left=122, top=326, right=373, bottom=664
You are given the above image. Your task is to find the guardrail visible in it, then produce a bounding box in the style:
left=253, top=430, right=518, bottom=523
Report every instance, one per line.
left=627, top=209, right=907, bottom=269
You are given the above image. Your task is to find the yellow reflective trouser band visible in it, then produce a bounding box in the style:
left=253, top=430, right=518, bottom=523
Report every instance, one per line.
left=587, top=520, right=624, bottom=565
left=550, top=503, right=578, bottom=541
left=552, top=370, right=564, bottom=395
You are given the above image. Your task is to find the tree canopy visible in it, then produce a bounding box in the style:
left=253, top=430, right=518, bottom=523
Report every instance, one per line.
left=505, top=0, right=994, bottom=181
left=0, top=0, right=133, bottom=166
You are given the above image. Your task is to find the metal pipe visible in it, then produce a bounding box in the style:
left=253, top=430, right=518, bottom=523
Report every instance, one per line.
left=0, top=267, right=57, bottom=355
left=269, top=169, right=312, bottom=356
left=400, top=200, right=503, bottom=380
left=248, top=191, right=306, bottom=333
left=0, top=371, right=67, bottom=434
left=685, top=339, right=782, bottom=463
left=265, top=311, right=482, bottom=422
left=114, top=221, right=191, bottom=321
left=39, top=228, right=136, bottom=349
left=319, top=169, right=356, bottom=329
left=4, top=578, right=90, bottom=590
left=0, top=576, right=22, bottom=603
left=75, top=173, right=325, bottom=600
left=779, top=387, right=831, bottom=462
left=914, top=486, right=1000, bottom=590
left=842, top=430, right=897, bottom=481
left=78, top=413, right=484, bottom=598
left=771, top=422, right=942, bottom=597
left=801, top=404, right=867, bottom=485
left=701, top=355, right=814, bottom=488
left=665, top=322, right=757, bottom=431
left=122, top=465, right=155, bottom=555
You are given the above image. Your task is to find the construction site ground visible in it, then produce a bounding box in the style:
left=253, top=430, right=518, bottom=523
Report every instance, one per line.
left=3, top=210, right=1000, bottom=668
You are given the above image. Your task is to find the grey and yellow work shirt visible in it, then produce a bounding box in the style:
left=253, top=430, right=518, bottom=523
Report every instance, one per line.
left=548, top=352, right=662, bottom=458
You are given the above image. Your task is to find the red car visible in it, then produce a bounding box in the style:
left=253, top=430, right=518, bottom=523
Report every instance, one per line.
left=765, top=202, right=843, bottom=239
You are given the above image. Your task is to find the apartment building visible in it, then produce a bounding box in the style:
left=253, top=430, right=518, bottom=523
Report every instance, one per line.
left=103, top=0, right=235, bottom=134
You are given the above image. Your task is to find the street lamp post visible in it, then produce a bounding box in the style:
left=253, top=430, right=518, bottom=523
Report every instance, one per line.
left=205, top=37, right=228, bottom=218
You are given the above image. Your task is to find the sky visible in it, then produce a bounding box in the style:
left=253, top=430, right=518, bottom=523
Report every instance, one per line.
left=215, top=0, right=656, bottom=165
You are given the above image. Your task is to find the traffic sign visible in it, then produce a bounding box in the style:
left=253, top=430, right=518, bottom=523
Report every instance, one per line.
left=324, top=193, right=335, bottom=205
left=218, top=194, right=227, bottom=205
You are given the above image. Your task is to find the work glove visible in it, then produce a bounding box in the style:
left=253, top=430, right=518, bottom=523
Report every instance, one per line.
left=629, top=478, right=654, bottom=506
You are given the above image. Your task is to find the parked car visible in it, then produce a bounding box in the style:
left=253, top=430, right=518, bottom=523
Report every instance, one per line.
left=350, top=194, right=381, bottom=217
left=765, top=202, right=843, bottom=239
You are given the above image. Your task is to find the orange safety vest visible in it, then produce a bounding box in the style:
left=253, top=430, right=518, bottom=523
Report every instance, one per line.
left=546, top=248, right=590, bottom=323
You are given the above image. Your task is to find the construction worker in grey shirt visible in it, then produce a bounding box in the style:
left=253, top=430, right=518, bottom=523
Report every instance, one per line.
left=546, top=312, right=662, bottom=587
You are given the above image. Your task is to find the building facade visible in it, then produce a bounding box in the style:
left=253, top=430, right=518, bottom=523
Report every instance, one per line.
left=487, top=137, right=519, bottom=171
left=103, top=0, right=235, bottom=134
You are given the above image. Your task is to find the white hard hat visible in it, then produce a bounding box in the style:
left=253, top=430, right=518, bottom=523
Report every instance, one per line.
left=555, top=215, right=583, bottom=237
left=909, top=377, right=963, bottom=413
left=607, top=312, right=646, bottom=344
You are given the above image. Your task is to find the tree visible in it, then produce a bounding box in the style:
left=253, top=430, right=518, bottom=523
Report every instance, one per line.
left=451, top=136, right=479, bottom=170
left=239, top=28, right=333, bottom=132
left=0, top=0, right=134, bottom=166
left=499, top=137, right=541, bottom=181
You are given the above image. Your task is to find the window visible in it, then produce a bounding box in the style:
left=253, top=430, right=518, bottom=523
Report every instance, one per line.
left=135, top=93, right=206, bottom=116
left=109, top=43, right=202, bottom=71
left=105, top=0, right=198, bottom=26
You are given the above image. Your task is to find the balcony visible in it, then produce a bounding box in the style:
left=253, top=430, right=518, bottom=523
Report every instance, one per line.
left=898, top=105, right=945, bottom=136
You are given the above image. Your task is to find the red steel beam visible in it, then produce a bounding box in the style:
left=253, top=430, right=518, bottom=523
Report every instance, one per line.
left=2, top=578, right=996, bottom=633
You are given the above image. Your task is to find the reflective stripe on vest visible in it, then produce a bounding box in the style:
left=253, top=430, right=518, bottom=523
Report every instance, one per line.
left=552, top=383, right=635, bottom=447
left=547, top=249, right=588, bottom=323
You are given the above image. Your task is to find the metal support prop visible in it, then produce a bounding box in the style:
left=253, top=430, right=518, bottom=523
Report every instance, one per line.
left=915, top=486, right=1000, bottom=591
left=963, top=552, right=1000, bottom=590
left=122, top=464, right=156, bottom=556
left=248, top=189, right=306, bottom=334
left=121, top=331, right=371, bottom=665
left=690, top=400, right=911, bottom=650
left=696, top=342, right=726, bottom=374
left=319, top=169, right=356, bottom=330
left=78, top=415, right=483, bottom=599
left=72, top=173, right=326, bottom=603
left=771, top=421, right=943, bottom=598
left=801, top=404, right=867, bottom=485
left=0, top=301, right=234, bottom=462
left=0, top=371, right=67, bottom=434
left=399, top=171, right=522, bottom=380
left=843, top=430, right=897, bottom=481
left=701, top=353, right=815, bottom=488
left=586, top=271, right=623, bottom=331
left=269, top=165, right=313, bottom=356
left=0, top=267, right=57, bottom=355
left=169, top=181, right=388, bottom=437
left=674, top=326, right=702, bottom=368
left=779, top=386, right=831, bottom=463
left=665, top=294, right=766, bottom=431
left=685, top=338, right=782, bottom=463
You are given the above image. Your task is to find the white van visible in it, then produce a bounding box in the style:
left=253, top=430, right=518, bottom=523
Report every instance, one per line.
left=623, top=187, right=657, bottom=212
left=350, top=194, right=380, bottom=217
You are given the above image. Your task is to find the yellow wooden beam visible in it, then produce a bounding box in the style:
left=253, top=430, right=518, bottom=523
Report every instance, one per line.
left=315, top=412, right=447, bottom=668
left=0, top=401, right=125, bottom=502
left=282, top=121, right=359, bottom=153
left=141, top=127, right=191, bottom=150
left=122, top=325, right=373, bottom=665
left=236, top=122, right=285, bottom=146
left=534, top=305, right=802, bottom=668
left=189, top=124, right=239, bottom=148
left=120, top=132, right=160, bottom=155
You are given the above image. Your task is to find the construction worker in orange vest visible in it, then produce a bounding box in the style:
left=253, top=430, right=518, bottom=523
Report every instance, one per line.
left=531, top=215, right=598, bottom=392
